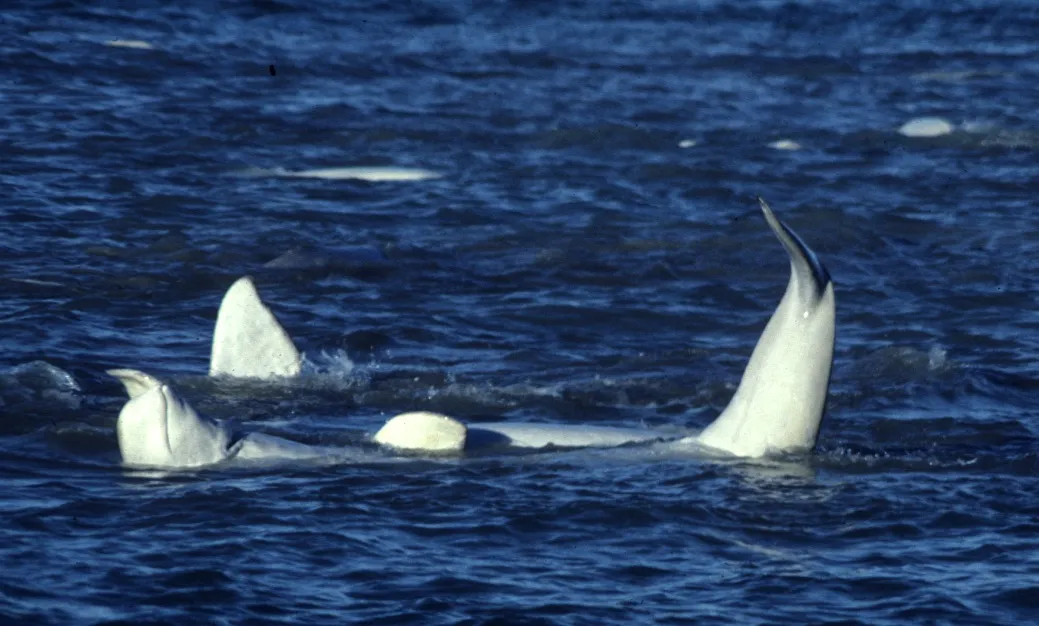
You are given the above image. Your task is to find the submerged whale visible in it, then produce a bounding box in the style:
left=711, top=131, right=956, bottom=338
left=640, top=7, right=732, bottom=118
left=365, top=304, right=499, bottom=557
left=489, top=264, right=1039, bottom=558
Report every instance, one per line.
left=110, top=198, right=835, bottom=468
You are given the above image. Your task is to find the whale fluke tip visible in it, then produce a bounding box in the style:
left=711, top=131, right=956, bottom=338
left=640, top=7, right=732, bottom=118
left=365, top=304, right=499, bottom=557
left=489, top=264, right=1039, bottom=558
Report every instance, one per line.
left=373, top=411, right=467, bottom=453
left=209, top=277, right=302, bottom=379
left=108, top=369, right=165, bottom=399
left=757, top=196, right=777, bottom=226
left=757, top=196, right=831, bottom=293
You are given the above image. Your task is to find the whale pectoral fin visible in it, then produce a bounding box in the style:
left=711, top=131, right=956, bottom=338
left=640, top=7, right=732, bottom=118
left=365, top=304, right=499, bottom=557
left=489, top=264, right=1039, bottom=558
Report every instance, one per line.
left=695, top=198, right=836, bottom=458
left=373, top=411, right=468, bottom=453
left=107, top=368, right=166, bottom=399
left=209, top=276, right=302, bottom=379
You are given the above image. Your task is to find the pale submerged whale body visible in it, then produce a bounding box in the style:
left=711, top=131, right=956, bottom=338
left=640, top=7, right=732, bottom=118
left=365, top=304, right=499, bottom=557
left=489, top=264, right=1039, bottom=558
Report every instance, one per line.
left=110, top=198, right=835, bottom=468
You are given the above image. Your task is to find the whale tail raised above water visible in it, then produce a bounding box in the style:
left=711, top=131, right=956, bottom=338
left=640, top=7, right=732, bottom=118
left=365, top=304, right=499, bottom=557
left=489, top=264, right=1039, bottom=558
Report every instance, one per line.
left=372, top=198, right=837, bottom=458
left=209, top=276, right=302, bottom=379
left=693, top=198, right=836, bottom=458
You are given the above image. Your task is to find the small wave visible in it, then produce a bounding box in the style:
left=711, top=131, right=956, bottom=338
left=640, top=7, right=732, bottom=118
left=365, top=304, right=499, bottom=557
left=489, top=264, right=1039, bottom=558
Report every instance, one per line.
left=262, top=246, right=391, bottom=272
left=844, top=345, right=954, bottom=384
left=0, top=361, right=82, bottom=413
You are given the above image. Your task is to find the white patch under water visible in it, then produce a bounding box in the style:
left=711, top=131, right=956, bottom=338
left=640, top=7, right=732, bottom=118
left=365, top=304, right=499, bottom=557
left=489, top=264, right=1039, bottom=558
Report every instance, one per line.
left=768, top=139, right=802, bottom=150
left=898, top=116, right=954, bottom=138
left=103, top=40, right=154, bottom=50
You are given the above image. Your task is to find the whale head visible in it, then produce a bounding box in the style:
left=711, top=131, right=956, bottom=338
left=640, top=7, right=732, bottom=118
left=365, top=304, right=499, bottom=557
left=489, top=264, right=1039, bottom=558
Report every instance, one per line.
left=209, top=276, right=302, bottom=379
left=108, top=369, right=235, bottom=468
left=695, top=198, right=836, bottom=458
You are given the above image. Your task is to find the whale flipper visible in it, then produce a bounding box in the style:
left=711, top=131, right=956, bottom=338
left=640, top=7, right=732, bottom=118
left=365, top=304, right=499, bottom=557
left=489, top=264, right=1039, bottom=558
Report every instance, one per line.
left=108, top=368, right=235, bottom=468
left=373, top=411, right=468, bottom=453
left=209, top=277, right=302, bottom=379
left=694, top=198, right=836, bottom=457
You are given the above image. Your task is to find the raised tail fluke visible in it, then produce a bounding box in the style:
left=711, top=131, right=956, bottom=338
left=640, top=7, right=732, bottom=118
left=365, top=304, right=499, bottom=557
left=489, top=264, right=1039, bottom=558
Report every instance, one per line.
left=209, top=277, right=302, bottom=379
left=694, top=198, right=836, bottom=458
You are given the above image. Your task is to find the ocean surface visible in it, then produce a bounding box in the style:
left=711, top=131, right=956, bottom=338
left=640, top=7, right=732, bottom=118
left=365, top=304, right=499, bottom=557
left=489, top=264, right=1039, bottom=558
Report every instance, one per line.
left=2, top=0, right=1039, bottom=623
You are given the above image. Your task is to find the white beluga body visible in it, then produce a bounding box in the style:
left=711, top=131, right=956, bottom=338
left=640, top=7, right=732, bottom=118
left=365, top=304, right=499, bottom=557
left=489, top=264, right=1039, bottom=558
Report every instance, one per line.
left=110, top=369, right=332, bottom=469
left=110, top=198, right=836, bottom=468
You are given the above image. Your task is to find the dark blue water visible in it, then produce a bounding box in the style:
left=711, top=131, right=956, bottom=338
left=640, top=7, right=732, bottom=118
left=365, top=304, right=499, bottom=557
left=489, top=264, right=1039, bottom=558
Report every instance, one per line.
left=3, top=0, right=1039, bottom=623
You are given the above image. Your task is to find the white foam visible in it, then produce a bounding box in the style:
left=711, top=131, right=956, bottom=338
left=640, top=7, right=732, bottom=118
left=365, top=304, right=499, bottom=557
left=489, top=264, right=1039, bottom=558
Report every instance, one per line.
left=898, top=117, right=954, bottom=138
left=104, top=40, right=154, bottom=50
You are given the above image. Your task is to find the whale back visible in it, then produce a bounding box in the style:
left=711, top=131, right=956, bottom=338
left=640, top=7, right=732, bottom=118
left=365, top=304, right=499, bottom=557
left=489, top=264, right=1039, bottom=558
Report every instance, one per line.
left=373, top=411, right=468, bottom=453
left=209, top=276, right=302, bottom=379
left=109, top=369, right=234, bottom=468
left=695, top=199, right=836, bottom=458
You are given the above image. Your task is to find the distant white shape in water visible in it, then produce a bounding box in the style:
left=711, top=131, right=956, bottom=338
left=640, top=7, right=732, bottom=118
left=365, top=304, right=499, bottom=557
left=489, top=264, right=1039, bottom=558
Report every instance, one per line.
left=768, top=139, right=802, bottom=151
left=898, top=117, right=954, bottom=138
left=209, top=276, right=302, bottom=379
left=104, top=40, right=154, bottom=50
left=278, top=166, right=442, bottom=182
left=678, top=139, right=698, bottom=148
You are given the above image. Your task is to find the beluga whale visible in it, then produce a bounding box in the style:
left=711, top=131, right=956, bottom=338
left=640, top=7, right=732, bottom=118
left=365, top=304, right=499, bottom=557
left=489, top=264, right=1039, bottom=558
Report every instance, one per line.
left=108, top=367, right=466, bottom=469
left=108, top=198, right=835, bottom=469
left=109, top=369, right=335, bottom=468
left=374, top=197, right=836, bottom=458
